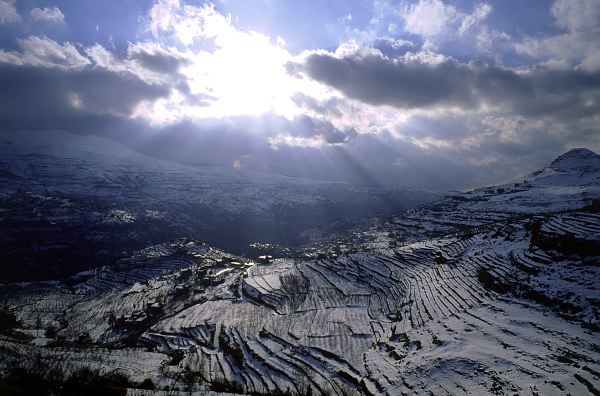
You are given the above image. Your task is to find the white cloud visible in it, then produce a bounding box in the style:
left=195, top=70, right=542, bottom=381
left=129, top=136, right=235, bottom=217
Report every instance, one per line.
left=268, top=133, right=326, bottom=150
left=0, top=0, right=20, bottom=24
left=85, top=41, right=190, bottom=88
left=333, top=40, right=384, bottom=58
left=459, top=3, right=492, bottom=35
left=148, top=0, right=181, bottom=38
left=515, top=0, right=600, bottom=71
left=85, top=43, right=123, bottom=71
left=380, top=37, right=415, bottom=49
left=0, top=50, right=20, bottom=64
left=403, top=0, right=457, bottom=36
left=0, top=36, right=90, bottom=69
left=232, top=154, right=250, bottom=169
left=475, top=26, right=510, bottom=53
left=30, top=6, right=64, bottom=23
left=402, top=0, right=492, bottom=37
left=147, top=0, right=231, bottom=46
left=551, top=0, right=600, bottom=32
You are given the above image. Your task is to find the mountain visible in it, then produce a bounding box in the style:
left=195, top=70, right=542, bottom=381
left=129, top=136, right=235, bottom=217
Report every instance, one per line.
left=544, top=147, right=600, bottom=175
left=0, top=148, right=598, bottom=395
left=0, top=130, right=441, bottom=282
left=303, top=147, right=600, bottom=252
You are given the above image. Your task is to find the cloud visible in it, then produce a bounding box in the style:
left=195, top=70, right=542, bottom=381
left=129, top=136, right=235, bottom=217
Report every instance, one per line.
left=294, top=50, right=476, bottom=109
left=459, top=3, right=492, bottom=35
left=127, top=43, right=190, bottom=74
left=0, top=0, right=19, bottom=24
left=403, top=0, right=457, bottom=36
left=0, top=63, right=170, bottom=128
left=30, top=6, right=64, bottom=23
left=138, top=0, right=308, bottom=121
left=0, top=36, right=90, bottom=69
left=81, top=41, right=210, bottom=115
left=266, top=116, right=358, bottom=151
left=84, top=41, right=189, bottom=88
left=551, top=0, right=600, bottom=32
left=147, top=0, right=232, bottom=46
left=291, top=93, right=343, bottom=117
left=516, top=0, right=600, bottom=71
left=0, top=36, right=174, bottom=136
left=288, top=115, right=358, bottom=144
left=293, top=48, right=600, bottom=121
left=268, top=134, right=326, bottom=150
left=127, top=118, right=451, bottom=188
left=402, top=0, right=491, bottom=37
left=84, top=43, right=122, bottom=70
left=232, top=154, right=250, bottom=169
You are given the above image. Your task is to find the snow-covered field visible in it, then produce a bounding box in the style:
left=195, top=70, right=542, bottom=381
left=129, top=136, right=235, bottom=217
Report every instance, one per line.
left=0, top=147, right=598, bottom=394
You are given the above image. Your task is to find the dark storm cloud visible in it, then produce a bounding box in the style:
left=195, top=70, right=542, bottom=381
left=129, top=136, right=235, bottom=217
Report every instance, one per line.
left=0, top=63, right=170, bottom=130
left=295, top=54, right=477, bottom=109
left=292, top=53, right=600, bottom=119
left=512, top=68, right=600, bottom=119
left=129, top=50, right=190, bottom=74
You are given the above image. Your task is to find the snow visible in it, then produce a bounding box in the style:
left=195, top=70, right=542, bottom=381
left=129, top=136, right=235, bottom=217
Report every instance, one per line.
left=0, top=145, right=598, bottom=394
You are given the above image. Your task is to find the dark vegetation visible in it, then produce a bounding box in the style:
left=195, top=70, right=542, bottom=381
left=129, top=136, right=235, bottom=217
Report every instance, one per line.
left=0, top=192, right=182, bottom=282
left=0, top=365, right=155, bottom=395
left=0, top=307, right=18, bottom=334
left=219, top=326, right=245, bottom=368
left=477, top=267, right=511, bottom=294
left=529, top=220, right=600, bottom=257
left=583, top=198, right=600, bottom=213
left=208, top=376, right=319, bottom=396
left=518, top=285, right=582, bottom=317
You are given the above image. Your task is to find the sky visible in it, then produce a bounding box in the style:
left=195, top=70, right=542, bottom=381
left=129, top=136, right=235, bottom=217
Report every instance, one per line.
left=0, top=0, right=599, bottom=190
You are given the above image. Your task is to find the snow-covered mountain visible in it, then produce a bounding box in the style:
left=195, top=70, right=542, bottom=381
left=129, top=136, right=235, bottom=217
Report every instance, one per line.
left=0, top=130, right=441, bottom=282
left=0, top=147, right=598, bottom=395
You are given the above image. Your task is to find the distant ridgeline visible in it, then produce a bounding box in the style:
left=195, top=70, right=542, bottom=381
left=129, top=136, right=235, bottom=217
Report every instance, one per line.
left=0, top=130, right=441, bottom=282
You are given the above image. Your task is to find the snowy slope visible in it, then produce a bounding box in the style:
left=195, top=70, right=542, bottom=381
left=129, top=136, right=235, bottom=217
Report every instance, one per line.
left=313, top=148, right=600, bottom=253
left=0, top=148, right=598, bottom=394
left=459, top=147, right=600, bottom=213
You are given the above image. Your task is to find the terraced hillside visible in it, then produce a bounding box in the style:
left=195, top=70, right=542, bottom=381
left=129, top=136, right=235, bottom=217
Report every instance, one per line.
left=0, top=148, right=598, bottom=395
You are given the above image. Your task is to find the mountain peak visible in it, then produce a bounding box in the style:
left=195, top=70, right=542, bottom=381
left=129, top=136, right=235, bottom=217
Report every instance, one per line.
left=553, top=147, right=597, bottom=159
left=546, top=147, right=600, bottom=173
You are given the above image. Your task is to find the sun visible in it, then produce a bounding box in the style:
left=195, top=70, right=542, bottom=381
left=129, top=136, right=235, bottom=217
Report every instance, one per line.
left=138, top=4, right=311, bottom=124
left=134, top=2, right=341, bottom=128
left=183, top=30, right=298, bottom=118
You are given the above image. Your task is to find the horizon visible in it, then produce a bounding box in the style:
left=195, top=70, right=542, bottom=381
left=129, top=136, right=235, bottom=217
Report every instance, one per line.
left=2, top=128, right=598, bottom=193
